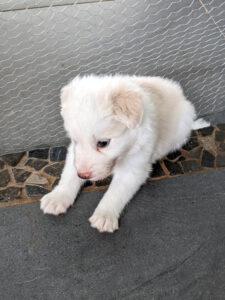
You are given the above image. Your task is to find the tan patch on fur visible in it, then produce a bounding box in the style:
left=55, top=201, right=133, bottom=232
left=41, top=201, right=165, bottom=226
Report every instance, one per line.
left=60, top=85, right=70, bottom=105
left=112, top=88, right=143, bottom=129
left=103, top=121, right=126, bottom=138
left=134, top=77, right=163, bottom=99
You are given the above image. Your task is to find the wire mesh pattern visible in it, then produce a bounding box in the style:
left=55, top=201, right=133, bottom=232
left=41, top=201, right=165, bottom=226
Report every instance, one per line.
left=0, top=0, right=224, bottom=155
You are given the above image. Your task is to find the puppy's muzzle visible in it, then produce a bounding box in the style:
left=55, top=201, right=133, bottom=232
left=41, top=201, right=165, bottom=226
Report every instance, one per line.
left=77, top=171, right=92, bottom=179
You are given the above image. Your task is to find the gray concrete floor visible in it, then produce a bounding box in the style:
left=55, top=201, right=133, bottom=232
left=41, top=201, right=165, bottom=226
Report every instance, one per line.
left=0, top=169, right=225, bottom=300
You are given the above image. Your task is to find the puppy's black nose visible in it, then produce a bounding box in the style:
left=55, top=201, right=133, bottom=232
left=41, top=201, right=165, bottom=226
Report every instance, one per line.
left=77, top=172, right=92, bottom=179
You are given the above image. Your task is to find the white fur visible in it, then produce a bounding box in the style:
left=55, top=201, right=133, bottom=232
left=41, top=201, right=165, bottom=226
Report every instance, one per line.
left=40, top=75, right=209, bottom=232
left=192, top=118, right=210, bottom=130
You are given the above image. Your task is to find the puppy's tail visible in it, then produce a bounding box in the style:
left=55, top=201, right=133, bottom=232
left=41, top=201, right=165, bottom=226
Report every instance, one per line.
left=192, top=118, right=210, bottom=130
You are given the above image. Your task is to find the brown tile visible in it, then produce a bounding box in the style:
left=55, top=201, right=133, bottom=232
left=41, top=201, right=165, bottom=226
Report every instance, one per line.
left=167, top=150, right=181, bottom=161
left=0, top=187, right=22, bottom=202
left=0, top=123, right=225, bottom=204
left=25, top=185, right=50, bottom=197
left=197, top=126, right=214, bottom=136
left=188, top=147, right=203, bottom=159
left=216, top=154, right=225, bottom=168
left=151, top=162, right=166, bottom=178
left=29, top=149, right=49, bottom=159
left=12, top=168, right=31, bottom=183
left=26, top=173, right=48, bottom=185
left=25, top=159, right=48, bottom=171
left=1, top=152, right=25, bottom=167
left=215, top=131, right=225, bottom=142
left=217, top=124, right=225, bottom=131
left=0, top=170, right=10, bottom=187
left=0, top=160, right=5, bottom=169
left=201, top=150, right=215, bottom=168
left=218, top=143, right=225, bottom=152
left=43, top=163, right=64, bottom=177
left=164, top=160, right=184, bottom=176
left=198, top=136, right=217, bottom=152
left=182, top=160, right=202, bottom=173
left=182, top=137, right=199, bottom=151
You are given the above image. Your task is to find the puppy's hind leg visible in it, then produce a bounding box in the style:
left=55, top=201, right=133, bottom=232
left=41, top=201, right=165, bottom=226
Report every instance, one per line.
left=170, top=100, right=196, bottom=152
left=40, top=143, right=84, bottom=215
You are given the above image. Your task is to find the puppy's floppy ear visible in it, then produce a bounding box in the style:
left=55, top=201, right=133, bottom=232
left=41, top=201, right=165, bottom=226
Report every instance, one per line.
left=60, top=84, right=72, bottom=118
left=112, top=88, right=144, bottom=129
left=60, top=85, right=70, bottom=106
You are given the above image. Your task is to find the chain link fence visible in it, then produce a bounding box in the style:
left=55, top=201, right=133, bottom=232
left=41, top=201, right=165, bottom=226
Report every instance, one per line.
left=0, top=0, right=224, bottom=155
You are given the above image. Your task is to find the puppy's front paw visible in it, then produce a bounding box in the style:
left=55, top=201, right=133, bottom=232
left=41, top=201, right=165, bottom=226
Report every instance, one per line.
left=40, top=189, right=73, bottom=215
left=89, top=210, right=119, bottom=233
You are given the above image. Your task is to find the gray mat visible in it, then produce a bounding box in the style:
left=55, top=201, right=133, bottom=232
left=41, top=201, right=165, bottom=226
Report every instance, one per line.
left=1, top=169, right=225, bottom=299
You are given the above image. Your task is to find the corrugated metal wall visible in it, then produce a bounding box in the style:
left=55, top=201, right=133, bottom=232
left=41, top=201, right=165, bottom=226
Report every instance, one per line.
left=0, top=0, right=224, bottom=155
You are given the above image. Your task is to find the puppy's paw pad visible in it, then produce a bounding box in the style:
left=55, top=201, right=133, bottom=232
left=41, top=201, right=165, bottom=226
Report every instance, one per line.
left=40, top=190, right=72, bottom=215
left=89, top=211, right=119, bottom=233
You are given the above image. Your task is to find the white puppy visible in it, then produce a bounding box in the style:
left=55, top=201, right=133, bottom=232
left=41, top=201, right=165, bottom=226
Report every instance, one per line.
left=40, top=75, right=209, bottom=232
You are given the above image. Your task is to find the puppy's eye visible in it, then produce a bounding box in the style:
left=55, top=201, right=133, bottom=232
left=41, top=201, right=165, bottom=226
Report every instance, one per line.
left=97, top=139, right=110, bottom=148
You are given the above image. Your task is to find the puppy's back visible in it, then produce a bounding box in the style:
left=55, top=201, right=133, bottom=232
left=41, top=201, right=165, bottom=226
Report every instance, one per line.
left=134, top=76, right=196, bottom=160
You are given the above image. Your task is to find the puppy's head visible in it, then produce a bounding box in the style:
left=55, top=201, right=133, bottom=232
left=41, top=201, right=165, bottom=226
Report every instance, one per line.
left=60, top=76, right=144, bottom=181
